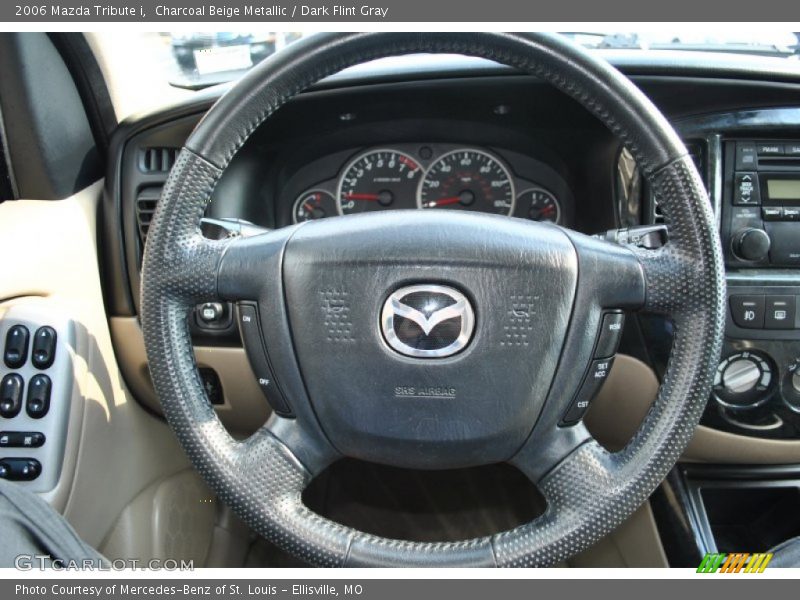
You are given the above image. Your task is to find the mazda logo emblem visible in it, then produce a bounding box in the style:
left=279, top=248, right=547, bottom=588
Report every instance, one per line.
left=380, top=284, right=475, bottom=358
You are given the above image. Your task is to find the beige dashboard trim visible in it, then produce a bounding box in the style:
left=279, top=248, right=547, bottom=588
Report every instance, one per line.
left=589, top=354, right=800, bottom=464
left=109, top=317, right=269, bottom=435
left=684, top=425, right=800, bottom=464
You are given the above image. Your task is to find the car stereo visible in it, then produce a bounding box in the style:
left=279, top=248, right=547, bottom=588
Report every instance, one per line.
left=722, top=140, right=800, bottom=267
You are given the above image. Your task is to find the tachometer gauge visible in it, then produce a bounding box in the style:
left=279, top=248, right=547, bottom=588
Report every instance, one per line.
left=293, top=189, right=338, bottom=223
left=418, top=149, right=515, bottom=215
left=517, top=188, right=561, bottom=224
left=337, top=149, right=422, bottom=215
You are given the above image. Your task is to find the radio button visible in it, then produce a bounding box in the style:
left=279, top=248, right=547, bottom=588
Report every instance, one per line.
left=736, top=142, right=757, bottom=170
left=783, top=207, right=800, bottom=221
left=762, top=206, right=783, bottom=221
left=757, top=143, right=784, bottom=156
left=734, top=172, right=760, bottom=205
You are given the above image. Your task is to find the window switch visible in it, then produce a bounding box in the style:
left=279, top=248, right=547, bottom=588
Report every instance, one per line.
left=0, top=374, right=24, bottom=419
left=26, top=374, right=51, bottom=419
left=31, top=326, right=56, bottom=370
left=4, top=325, right=29, bottom=369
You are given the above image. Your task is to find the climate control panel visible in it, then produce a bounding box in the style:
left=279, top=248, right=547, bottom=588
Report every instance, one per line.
left=704, top=278, right=800, bottom=438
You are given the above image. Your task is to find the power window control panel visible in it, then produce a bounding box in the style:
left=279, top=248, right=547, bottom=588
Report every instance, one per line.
left=0, top=306, right=73, bottom=492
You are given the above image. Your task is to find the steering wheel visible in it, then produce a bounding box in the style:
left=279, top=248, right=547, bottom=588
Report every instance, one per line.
left=141, top=32, right=725, bottom=567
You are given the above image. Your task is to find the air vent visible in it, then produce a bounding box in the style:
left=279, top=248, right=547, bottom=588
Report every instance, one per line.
left=651, top=140, right=707, bottom=224
left=135, top=186, right=162, bottom=242
left=139, top=147, right=178, bottom=173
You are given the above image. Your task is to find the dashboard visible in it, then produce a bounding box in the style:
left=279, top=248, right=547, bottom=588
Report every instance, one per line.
left=103, top=52, right=800, bottom=454
left=286, top=144, right=571, bottom=226
left=94, top=49, right=800, bottom=567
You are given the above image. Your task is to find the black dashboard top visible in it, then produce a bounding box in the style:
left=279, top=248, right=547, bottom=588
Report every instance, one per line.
left=103, top=51, right=800, bottom=319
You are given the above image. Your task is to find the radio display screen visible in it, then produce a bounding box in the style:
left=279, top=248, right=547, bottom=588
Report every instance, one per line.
left=767, top=179, right=800, bottom=201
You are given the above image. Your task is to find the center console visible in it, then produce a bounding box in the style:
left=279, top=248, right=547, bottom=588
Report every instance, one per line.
left=705, top=138, right=800, bottom=438
left=645, top=125, right=800, bottom=564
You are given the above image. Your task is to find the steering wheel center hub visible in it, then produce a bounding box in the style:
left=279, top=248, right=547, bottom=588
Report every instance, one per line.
left=281, top=211, right=578, bottom=468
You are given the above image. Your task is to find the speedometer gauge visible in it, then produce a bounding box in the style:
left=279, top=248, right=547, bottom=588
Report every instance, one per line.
left=337, top=149, right=422, bottom=215
left=417, top=149, right=515, bottom=215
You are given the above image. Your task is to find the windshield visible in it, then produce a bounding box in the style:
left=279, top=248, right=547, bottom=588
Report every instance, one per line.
left=564, top=31, right=799, bottom=55
left=90, top=30, right=800, bottom=119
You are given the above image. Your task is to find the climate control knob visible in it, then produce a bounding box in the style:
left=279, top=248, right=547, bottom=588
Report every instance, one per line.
left=722, top=358, right=761, bottom=394
left=732, top=228, right=771, bottom=262
left=782, top=361, right=800, bottom=413
left=713, top=351, right=774, bottom=408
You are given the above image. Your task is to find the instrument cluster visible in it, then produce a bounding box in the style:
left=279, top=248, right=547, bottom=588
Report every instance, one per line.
left=288, top=144, right=569, bottom=226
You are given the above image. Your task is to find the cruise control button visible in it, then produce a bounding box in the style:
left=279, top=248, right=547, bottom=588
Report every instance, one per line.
left=590, top=358, right=614, bottom=381
left=31, top=326, right=57, bottom=370
left=594, top=312, right=625, bottom=359
left=730, top=295, right=765, bottom=329
left=765, top=295, right=796, bottom=330
left=26, top=374, right=51, bottom=419
left=1, top=374, right=24, bottom=419
left=734, top=173, right=760, bottom=206
left=561, top=358, right=615, bottom=425
left=0, top=431, right=45, bottom=448
left=236, top=303, right=292, bottom=416
left=4, top=325, right=29, bottom=369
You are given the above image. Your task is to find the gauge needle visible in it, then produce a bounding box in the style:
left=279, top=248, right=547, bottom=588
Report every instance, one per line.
left=343, top=193, right=380, bottom=201
left=423, top=196, right=462, bottom=208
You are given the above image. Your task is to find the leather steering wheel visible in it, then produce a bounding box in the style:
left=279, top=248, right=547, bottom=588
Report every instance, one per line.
left=141, top=32, right=725, bottom=567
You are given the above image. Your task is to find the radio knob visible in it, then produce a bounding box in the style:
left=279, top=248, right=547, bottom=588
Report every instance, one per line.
left=722, top=358, right=762, bottom=394
left=732, top=228, right=771, bottom=262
